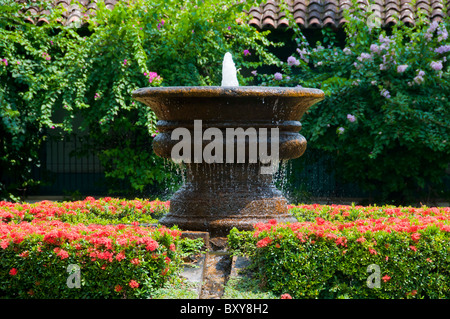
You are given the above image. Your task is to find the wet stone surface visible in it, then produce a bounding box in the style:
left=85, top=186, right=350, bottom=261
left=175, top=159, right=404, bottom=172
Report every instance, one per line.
left=199, top=252, right=232, bottom=299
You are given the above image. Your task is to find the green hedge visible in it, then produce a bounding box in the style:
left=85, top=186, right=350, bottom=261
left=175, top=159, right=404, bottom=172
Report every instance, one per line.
left=228, top=204, right=450, bottom=299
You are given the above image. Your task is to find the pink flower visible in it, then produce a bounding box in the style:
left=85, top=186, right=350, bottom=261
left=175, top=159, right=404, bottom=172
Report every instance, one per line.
left=382, top=275, right=391, bottom=282
left=243, top=49, right=251, bottom=56
left=381, top=89, right=391, bottom=98
left=409, top=245, right=417, bottom=252
left=287, top=56, right=300, bottom=66
left=430, top=61, right=443, bottom=71
left=347, top=114, right=356, bottom=122
left=274, top=72, right=283, bottom=81
left=397, top=64, right=408, bottom=73
left=281, top=293, right=292, bottom=299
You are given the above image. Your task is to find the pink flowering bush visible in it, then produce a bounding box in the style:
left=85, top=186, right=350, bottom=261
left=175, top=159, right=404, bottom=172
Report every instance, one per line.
left=255, top=1, right=450, bottom=204
left=229, top=204, right=450, bottom=299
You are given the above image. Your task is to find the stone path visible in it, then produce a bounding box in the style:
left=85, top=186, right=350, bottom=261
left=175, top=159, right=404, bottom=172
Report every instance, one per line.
left=179, top=232, right=250, bottom=299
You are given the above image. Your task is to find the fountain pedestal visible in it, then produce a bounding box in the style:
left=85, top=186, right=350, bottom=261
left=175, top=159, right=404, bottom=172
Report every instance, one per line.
left=165, top=163, right=294, bottom=234
left=132, top=86, right=324, bottom=235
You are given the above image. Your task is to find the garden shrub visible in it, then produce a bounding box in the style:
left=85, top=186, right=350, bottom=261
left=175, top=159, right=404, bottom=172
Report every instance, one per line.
left=0, top=196, right=169, bottom=225
left=0, top=197, right=210, bottom=298
left=0, top=0, right=280, bottom=200
left=256, top=2, right=450, bottom=204
left=0, top=220, right=183, bottom=298
left=228, top=204, right=450, bottom=299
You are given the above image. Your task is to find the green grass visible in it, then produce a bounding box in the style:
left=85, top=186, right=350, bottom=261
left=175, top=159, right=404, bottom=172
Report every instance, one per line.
left=151, top=276, right=200, bottom=299
left=222, top=268, right=277, bottom=299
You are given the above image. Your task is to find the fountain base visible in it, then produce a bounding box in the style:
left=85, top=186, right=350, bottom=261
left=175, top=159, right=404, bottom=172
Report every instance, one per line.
left=159, top=163, right=297, bottom=236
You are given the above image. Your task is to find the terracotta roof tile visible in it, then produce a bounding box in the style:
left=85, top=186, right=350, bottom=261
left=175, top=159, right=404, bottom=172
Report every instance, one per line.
left=15, top=0, right=450, bottom=28
left=248, top=0, right=449, bottom=29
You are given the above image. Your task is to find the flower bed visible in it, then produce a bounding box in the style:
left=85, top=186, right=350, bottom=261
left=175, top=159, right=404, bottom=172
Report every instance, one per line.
left=0, top=197, right=193, bottom=299
left=228, top=204, right=450, bottom=299
left=0, top=197, right=169, bottom=225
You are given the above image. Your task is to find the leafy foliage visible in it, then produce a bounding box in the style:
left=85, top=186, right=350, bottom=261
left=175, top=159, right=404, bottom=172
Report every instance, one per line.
left=257, top=2, right=450, bottom=204
left=228, top=204, right=450, bottom=299
left=0, top=0, right=281, bottom=200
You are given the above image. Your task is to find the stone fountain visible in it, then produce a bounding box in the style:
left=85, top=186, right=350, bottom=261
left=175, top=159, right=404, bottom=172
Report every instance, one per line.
left=132, top=53, right=324, bottom=236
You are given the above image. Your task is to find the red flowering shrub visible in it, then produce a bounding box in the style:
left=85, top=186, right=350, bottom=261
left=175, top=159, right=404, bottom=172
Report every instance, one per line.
left=0, top=198, right=188, bottom=298
left=229, top=204, right=450, bottom=299
left=0, top=197, right=169, bottom=225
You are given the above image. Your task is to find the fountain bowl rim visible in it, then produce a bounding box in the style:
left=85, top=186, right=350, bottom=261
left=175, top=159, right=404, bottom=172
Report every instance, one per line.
left=132, top=86, right=324, bottom=99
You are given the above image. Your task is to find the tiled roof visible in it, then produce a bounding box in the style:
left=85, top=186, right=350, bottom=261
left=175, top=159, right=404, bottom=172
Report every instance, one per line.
left=17, top=0, right=118, bottom=25
left=15, top=0, right=450, bottom=28
left=248, top=0, right=450, bottom=29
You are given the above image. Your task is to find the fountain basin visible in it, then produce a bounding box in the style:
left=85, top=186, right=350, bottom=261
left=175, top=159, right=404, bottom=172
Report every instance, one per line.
left=132, top=86, right=324, bottom=235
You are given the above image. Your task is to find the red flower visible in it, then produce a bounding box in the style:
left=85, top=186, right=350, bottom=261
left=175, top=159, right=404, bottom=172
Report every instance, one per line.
left=382, top=275, right=391, bottom=282
left=315, top=217, right=325, bottom=225
left=115, top=285, right=123, bottom=292
left=256, top=237, right=272, bottom=248
left=409, top=245, right=417, bottom=252
left=281, top=293, right=292, bottom=299
left=116, top=252, right=125, bottom=261
left=57, top=248, right=69, bottom=260
left=411, top=232, right=421, bottom=241
left=356, top=236, right=366, bottom=243
left=369, top=248, right=377, bottom=255
left=129, top=280, right=139, bottom=289
left=130, top=258, right=140, bottom=265
left=0, top=239, right=9, bottom=250
left=145, top=240, right=159, bottom=252
left=9, top=268, right=17, bottom=276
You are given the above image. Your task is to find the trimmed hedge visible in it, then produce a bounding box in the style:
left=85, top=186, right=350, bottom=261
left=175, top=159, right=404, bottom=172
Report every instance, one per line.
left=0, top=196, right=169, bottom=225
left=228, top=204, right=450, bottom=299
